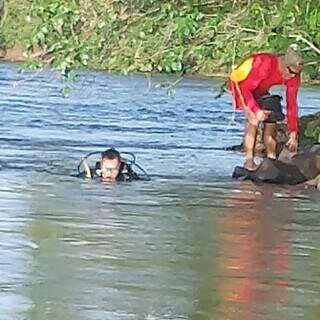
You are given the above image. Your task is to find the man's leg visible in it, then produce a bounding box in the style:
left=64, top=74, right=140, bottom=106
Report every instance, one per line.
left=263, top=123, right=277, bottom=159
left=244, top=121, right=258, bottom=170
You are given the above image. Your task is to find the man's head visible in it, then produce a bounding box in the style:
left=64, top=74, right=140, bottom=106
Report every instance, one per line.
left=284, top=44, right=304, bottom=78
left=100, top=148, right=122, bottom=181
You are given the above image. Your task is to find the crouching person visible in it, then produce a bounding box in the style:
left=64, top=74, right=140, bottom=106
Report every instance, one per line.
left=229, top=44, right=303, bottom=170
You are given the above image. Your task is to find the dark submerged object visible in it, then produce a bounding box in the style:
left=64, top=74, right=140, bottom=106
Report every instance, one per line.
left=258, top=94, right=285, bottom=123
left=232, top=144, right=320, bottom=185
left=232, top=159, right=307, bottom=185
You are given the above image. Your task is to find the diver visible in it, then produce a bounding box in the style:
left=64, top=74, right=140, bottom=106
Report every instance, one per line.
left=77, top=148, right=149, bottom=182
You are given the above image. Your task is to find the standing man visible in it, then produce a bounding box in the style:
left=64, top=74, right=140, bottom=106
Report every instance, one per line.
left=229, top=44, right=303, bottom=170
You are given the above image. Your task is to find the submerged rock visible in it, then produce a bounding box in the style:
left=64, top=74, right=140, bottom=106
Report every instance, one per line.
left=229, top=111, right=320, bottom=191
left=232, top=144, right=320, bottom=190
left=232, top=159, right=307, bottom=185
left=305, top=174, right=320, bottom=190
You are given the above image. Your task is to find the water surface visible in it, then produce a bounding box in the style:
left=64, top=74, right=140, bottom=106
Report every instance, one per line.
left=0, top=63, right=319, bottom=320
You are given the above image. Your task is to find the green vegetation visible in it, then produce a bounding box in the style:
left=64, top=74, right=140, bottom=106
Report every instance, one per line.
left=0, top=0, right=319, bottom=80
left=305, top=118, right=320, bottom=142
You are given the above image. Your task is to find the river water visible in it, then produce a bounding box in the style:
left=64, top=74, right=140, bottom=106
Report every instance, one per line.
left=0, top=63, right=319, bottom=320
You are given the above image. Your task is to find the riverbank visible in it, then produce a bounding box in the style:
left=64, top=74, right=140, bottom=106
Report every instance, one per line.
left=0, top=46, right=45, bottom=63
left=1, top=45, right=320, bottom=86
left=1, top=1, right=319, bottom=81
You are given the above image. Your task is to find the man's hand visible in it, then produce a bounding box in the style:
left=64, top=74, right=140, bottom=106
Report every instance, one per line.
left=245, top=108, right=270, bottom=126
left=256, top=109, right=271, bottom=122
left=287, top=132, right=298, bottom=153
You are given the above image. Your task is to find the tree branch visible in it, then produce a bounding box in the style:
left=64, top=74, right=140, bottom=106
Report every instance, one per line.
left=289, top=34, right=320, bottom=55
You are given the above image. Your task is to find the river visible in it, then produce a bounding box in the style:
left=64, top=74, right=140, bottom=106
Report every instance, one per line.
left=0, top=63, right=319, bottom=320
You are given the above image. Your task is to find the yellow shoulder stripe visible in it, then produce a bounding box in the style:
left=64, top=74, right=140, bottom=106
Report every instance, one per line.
left=230, top=57, right=254, bottom=82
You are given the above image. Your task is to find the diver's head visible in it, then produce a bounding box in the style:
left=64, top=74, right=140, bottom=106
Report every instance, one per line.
left=282, top=44, right=303, bottom=79
left=100, top=148, right=122, bottom=181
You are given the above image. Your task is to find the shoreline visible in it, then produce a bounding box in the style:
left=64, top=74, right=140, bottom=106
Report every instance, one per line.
left=1, top=46, right=320, bottom=86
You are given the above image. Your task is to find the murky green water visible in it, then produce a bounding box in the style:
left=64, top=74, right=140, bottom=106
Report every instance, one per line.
left=0, top=63, right=319, bottom=319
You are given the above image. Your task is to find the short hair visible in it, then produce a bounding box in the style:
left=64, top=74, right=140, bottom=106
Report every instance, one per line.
left=101, top=148, right=121, bottom=161
left=285, top=44, right=303, bottom=68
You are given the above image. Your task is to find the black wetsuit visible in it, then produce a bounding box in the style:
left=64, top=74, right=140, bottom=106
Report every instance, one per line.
left=78, top=161, right=140, bottom=181
left=116, top=162, right=140, bottom=181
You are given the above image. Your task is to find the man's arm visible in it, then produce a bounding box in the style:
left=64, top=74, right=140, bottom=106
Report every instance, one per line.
left=286, top=75, right=300, bottom=132
left=286, top=75, right=300, bottom=151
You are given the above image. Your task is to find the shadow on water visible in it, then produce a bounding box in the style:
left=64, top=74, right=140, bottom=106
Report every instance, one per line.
left=0, top=63, right=319, bottom=319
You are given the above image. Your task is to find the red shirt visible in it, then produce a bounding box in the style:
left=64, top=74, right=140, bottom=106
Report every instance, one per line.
left=231, top=53, right=300, bottom=132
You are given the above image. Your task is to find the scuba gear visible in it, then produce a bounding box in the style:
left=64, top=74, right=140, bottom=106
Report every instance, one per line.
left=77, top=149, right=149, bottom=181
left=257, top=94, right=285, bottom=123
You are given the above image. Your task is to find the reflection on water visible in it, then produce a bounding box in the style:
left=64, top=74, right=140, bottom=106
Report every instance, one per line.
left=0, top=63, right=319, bottom=319
left=215, top=184, right=293, bottom=320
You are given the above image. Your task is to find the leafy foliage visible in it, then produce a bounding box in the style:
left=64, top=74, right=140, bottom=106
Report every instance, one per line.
left=2, top=0, right=320, bottom=79
left=305, top=119, right=320, bottom=142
